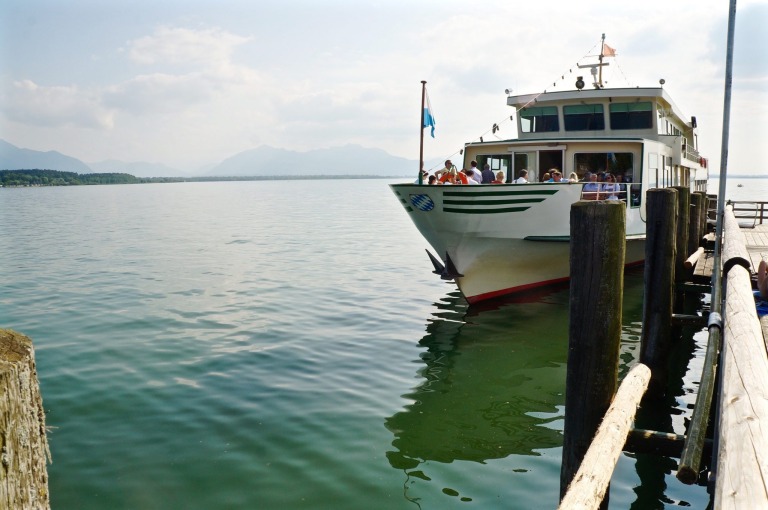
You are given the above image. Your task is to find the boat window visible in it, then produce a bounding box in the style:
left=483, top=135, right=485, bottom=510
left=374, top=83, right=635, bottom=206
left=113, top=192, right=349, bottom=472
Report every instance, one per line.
left=513, top=152, right=534, bottom=183
left=609, top=102, right=652, bottom=129
left=520, top=106, right=559, bottom=133
left=477, top=155, right=511, bottom=182
left=573, top=152, right=633, bottom=179
left=563, top=104, right=605, bottom=131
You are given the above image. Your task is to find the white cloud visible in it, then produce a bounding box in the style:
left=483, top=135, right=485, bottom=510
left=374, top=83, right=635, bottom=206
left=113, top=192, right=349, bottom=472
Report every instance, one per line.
left=125, top=26, right=251, bottom=68
left=103, top=72, right=214, bottom=115
left=0, top=0, right=764, bottom=173
left=1, top=79, right=114, bottom=129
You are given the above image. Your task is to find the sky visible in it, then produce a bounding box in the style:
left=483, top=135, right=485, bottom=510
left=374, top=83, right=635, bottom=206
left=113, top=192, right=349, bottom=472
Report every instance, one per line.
left=1, top=0, right=766, bottom=174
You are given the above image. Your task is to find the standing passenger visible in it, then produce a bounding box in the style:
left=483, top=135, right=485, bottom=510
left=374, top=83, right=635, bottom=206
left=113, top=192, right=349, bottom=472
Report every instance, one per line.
left=481, top=163, right=495, bottom=184
left=469, top=160, right=483, bottom=183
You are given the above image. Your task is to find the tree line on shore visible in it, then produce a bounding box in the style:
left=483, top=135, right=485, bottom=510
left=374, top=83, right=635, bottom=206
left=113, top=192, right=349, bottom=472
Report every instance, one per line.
left=0, top=169, right=155, bottom=186
left=0, top=169, right=397, bottom=187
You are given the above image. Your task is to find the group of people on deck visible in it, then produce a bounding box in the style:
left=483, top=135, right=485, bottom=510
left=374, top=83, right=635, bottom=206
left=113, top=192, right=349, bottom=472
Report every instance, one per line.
left=581, top=171, right=626, bottom=200
left=426, top=160, right=506, bottom=185
left=423, top=162, right=629, bottom=200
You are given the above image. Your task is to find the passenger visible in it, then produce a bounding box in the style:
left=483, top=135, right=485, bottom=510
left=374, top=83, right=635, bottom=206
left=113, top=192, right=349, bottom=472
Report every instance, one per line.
left=436, top=159, right=454, bottom=180
left=554, top=171, right=568, bottom=182
left=428, top=175, right=437, bottom=185
left=542, top=172, right=551, bottom=182
left=568, top=172, right=579, bottom=183
left=439, top=166, right=468, bottom=185
left=582, top=173, right=600, bottom=200
left=582, top=171, right=593, bottom=183
left=469, top=160, right=483, bottom=183
left=758, top=259, right=768, bottom=300
left=481, top=163, right=495, bottom=184
left=464, top=168, right=480, bottom=185
left=514, top=169, right=529, bottom=183
left=601, top=173, right=620, bottom=199
left=493, top=171, right=505, bottom=184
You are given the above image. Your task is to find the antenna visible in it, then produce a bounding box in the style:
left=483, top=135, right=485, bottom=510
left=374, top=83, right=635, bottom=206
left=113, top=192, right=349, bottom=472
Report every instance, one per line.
left=577, top=33, right=610, bottom=88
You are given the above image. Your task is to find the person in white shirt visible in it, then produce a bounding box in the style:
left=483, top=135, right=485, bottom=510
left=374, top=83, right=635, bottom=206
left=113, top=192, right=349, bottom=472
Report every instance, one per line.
left=513, top=169, right=528, bottom=183
left=463, top=168, right=480, bottom=185
left=601, top=173, right=621, bottom=199
left=468, top=160, right=483, bottom=183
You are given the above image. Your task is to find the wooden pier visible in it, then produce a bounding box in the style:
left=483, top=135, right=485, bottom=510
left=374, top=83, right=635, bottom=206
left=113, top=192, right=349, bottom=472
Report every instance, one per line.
left=559, top=198, right=768, bottom=509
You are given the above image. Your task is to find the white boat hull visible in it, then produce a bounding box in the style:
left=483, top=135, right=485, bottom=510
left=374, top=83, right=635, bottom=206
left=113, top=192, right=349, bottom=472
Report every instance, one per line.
left=391, top=183, right=646, bottom=303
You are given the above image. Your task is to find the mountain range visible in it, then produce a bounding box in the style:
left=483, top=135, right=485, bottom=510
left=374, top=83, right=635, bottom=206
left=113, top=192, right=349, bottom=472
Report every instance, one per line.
left=0, top=139, right=433, bottom=178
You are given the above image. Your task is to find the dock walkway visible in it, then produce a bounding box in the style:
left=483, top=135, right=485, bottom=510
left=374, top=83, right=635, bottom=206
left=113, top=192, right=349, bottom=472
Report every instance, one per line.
left=694, top=223, right=768, bottom=339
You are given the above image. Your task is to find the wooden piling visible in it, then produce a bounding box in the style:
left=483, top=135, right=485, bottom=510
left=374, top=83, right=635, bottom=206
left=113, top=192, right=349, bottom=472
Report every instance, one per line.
left=689, top=192, right=706, bottom=253
left=695, top=192, right=709, bottom=239
left=0, top=329, right=51, bottom=510
left=672, top=186, right=691, bottom=276
left=672, top=187, right=691, bottom=315
left=640, top=188, right=678, bottom=390
left=560, top=200, right=626, bottom=508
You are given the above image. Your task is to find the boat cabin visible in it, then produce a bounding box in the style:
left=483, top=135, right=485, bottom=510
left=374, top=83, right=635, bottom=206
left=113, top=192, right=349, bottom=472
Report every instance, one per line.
left=462, top=87, right=707, bottom=193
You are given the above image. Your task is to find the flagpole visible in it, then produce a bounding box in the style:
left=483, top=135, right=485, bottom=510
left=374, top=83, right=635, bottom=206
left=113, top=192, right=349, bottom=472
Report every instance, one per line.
left=598, top=33, right=605, bottom=88
left=419, top=80, right=426, bottom=185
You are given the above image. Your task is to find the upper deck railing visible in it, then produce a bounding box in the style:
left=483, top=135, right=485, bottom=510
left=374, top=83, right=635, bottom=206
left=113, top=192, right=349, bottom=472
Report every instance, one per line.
left=682, top=141, right=700, bottom=162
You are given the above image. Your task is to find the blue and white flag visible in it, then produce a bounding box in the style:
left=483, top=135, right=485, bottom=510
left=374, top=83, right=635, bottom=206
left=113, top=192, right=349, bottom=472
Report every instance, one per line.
left=423, top=90, right=435, bottom=138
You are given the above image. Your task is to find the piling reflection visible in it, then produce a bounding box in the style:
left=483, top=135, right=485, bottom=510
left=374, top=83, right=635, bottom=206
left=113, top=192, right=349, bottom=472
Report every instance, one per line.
left=385, top=287, right=571, bottom=469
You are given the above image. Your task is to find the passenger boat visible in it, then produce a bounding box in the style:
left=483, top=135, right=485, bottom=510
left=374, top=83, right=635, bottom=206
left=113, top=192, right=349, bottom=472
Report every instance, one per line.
left=390, top=41, right=708, bottom=304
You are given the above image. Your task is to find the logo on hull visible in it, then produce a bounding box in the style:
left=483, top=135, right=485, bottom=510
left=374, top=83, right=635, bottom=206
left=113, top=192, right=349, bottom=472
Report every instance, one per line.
left=409, top=194, right=435, bottom=211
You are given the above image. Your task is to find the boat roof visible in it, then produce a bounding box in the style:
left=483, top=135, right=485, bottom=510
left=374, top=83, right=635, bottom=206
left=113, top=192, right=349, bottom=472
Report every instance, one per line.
left=508, top=87, right=692, bottom=124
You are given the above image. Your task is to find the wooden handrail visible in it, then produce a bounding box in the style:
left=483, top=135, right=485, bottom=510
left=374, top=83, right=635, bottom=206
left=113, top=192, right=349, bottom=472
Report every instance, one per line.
left=727, top=200, right=768, bottom=225
left=558, top=364, right=651, bottom=510
left=684, top=247, right=705, bottom=269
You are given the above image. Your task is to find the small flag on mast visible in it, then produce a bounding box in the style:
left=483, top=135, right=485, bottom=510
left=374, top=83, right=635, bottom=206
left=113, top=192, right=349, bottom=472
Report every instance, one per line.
left=423, top=89, right=435, bottom=138
left=602, top=43, right=617, bottom=57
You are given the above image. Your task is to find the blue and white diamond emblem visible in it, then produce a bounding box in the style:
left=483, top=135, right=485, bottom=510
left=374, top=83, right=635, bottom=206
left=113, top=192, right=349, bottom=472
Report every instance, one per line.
left=410, top=194, right=435, bottom=211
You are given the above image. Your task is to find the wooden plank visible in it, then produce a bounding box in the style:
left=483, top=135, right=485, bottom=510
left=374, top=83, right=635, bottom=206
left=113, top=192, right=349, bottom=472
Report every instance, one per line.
left=694, top=252, right=715, bottom=278
left=559, top=364, right=651, bottom=510
left=714, top=265, right=768, bottom=509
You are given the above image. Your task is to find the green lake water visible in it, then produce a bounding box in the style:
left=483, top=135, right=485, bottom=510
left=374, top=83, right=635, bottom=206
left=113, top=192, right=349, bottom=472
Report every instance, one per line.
left=0, top=178, right=730, bottom=508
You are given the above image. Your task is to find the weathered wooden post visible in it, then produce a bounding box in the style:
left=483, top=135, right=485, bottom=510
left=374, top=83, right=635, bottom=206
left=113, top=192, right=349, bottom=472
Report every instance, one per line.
left=640, top=188, right=678, bottom=392
left=688, top=192, right=705, bottom=257
left=560, top=201, right=626, bottom=509
left=672, top=186, right=691, bottom=313
left=0, top=329, right=51, bottom=510
left=695, top=192, right=709, bottom=238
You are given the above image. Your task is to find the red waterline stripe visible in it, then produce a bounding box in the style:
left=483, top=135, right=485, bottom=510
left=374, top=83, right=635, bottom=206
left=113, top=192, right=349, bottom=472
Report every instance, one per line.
left=465, top=260, right=646, bottom=304
left=465, top=276, right=571, bottom=304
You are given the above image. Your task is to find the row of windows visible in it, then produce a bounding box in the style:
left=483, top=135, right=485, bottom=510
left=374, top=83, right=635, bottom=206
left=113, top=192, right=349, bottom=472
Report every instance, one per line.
left=520, top=102, right=653, bottom=133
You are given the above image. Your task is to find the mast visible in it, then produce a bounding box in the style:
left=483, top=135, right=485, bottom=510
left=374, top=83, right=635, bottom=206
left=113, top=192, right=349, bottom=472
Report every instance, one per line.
left=419, top=80, right=426, bottom=185
left=598, top=33, right=605, bottom=88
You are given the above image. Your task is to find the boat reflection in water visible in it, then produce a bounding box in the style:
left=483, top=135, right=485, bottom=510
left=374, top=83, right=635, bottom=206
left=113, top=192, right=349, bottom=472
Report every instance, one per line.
left=385, top=285, right=570, bottom=471
left=384, top=270, right=656, bottom=507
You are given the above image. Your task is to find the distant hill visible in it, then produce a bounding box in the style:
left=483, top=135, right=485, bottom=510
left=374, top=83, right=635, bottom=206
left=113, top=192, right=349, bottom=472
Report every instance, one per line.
left=207, top=144, right=416, bottom=177
left=0, top=139, right=92, bottom=173
left=0, top=139, right=441, bottom=178
left=89, top=159, right=186, bottom=178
